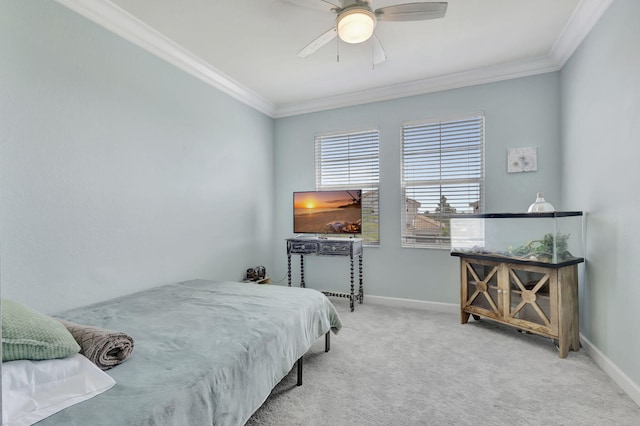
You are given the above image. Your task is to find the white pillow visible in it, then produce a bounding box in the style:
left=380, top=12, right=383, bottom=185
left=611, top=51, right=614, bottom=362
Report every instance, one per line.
left=2, top=353, right=116, bottom=426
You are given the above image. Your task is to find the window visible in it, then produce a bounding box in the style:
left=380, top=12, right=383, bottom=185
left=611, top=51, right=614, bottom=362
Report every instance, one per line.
left=401, top=114, right=484, bottom=249
left=315, top=129, right=380, bottom=245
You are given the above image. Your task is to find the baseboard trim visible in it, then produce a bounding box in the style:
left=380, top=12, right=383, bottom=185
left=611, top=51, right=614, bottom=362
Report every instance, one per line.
left=364, top=294, right=458, bottom=314
left=580, top=334, right=640, bottom=407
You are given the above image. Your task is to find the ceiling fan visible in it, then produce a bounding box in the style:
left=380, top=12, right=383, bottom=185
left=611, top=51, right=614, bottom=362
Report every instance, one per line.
left=283, top=1, right=448, bottom=65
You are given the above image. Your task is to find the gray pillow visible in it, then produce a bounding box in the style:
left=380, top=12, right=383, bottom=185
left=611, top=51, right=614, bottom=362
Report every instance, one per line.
left=2, top=299, right=80, bottom=362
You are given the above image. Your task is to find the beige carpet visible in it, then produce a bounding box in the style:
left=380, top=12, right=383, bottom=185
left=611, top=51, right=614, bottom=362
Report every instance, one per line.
left=247, top=298, right=640, bottom=425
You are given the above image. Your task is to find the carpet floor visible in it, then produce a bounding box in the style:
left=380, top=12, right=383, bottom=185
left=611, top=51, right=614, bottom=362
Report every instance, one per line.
left=246, top=298, right=640, bottom=425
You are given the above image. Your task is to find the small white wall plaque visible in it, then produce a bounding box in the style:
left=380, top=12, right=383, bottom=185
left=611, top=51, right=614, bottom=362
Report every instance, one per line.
left=507, top=147, right=537, bottom=173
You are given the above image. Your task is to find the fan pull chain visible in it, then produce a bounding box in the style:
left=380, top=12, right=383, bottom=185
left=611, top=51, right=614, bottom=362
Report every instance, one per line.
left=372, top=41, right=375, bottom=70
left=336, top=37, right=340, bottom=63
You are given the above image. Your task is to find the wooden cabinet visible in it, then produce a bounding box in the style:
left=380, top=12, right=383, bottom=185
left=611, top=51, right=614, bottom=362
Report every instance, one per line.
left=454, top=254, right=581, bottom=358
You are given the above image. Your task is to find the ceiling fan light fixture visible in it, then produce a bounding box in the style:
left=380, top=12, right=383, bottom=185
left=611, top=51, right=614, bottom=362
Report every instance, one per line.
left=336, top=8, right=376, bottom=44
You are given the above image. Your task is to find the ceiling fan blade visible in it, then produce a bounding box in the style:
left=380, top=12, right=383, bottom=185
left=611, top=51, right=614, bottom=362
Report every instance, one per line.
left=372, top=35, right=387, bottom=65
left=375, top=2, right=448, bottom=22
left=298, top=27, right=338, bottom=58
left=282, top=0, right=341, bottom=12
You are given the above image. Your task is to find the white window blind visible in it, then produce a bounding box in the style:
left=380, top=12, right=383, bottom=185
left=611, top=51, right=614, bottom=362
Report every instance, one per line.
left=401, top=114, right=485, bottom=249
left=315, top=129, right=380, bottom=245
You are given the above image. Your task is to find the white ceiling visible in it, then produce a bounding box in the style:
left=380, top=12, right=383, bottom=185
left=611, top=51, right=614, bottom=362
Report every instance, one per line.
left=56, top=0, right=612, bottom=117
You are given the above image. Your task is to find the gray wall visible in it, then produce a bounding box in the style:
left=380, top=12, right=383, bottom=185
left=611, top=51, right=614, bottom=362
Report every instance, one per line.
left=273, top=73, right=562, bottom=303
left=561, top=0, right=640, bottom=388
left=0, top=1, right=275, bottom=314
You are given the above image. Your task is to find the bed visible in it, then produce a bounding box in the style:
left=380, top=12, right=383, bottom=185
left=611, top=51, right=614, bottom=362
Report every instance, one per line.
left=4, top=279, right=342, bottom=425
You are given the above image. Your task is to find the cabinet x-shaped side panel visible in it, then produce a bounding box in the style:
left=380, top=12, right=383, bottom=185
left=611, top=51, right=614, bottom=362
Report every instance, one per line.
left=465, top=263, right=500, bottom=314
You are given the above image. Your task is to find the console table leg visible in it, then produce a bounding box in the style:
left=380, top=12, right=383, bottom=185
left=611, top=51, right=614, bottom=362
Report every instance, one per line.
left=359, top=254, right=363, bottom=304
left=349, top=256, right=355, bottom=312
left=287, top=254, right=292, bottom=287
left=300, top=255, right=305, bottom=288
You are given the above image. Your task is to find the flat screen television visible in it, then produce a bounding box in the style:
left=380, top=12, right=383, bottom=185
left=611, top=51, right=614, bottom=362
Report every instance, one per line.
left=293, top=190, right=362, bottom=235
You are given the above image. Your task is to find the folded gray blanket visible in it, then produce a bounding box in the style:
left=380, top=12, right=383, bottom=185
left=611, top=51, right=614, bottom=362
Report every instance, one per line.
left=57, top=319, right=134, bottom=370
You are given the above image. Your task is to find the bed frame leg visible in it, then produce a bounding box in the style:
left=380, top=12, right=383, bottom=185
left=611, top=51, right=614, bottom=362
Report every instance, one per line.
left=297, top=332, right=330, bottom=386
left=296, top=357, right=303, bottom=386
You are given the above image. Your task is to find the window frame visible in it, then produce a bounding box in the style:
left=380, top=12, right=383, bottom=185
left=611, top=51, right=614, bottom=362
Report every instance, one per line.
left=400, top=113, right=485, bottom=249
left=315, top=128, right=380, bottom=246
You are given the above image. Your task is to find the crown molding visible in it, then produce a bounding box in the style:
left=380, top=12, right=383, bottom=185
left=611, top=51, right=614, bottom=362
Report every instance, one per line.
left=274, top=55, right=560, bottom=117
left=55, top=0, right=613, bottom=119
left=54, top=0, right=276, bottom=117
left=549, top=0, right=615, bottom=67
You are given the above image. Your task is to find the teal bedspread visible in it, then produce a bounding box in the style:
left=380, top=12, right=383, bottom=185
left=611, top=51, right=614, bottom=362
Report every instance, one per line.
left=40, top=280, right=342, bottom=426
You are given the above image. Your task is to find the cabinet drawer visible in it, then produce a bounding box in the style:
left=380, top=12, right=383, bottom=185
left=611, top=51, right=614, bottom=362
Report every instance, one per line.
left=319, top=242, right=351, bottom=256
left=288, top=241, right=319, bottom=254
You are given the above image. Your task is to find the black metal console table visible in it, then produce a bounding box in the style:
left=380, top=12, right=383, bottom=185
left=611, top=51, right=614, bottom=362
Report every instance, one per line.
left=286, top=237, right=363, bottom=311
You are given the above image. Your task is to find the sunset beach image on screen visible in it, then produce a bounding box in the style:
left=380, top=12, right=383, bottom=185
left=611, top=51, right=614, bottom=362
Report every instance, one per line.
left=293, top=190, right=362, bottom=234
